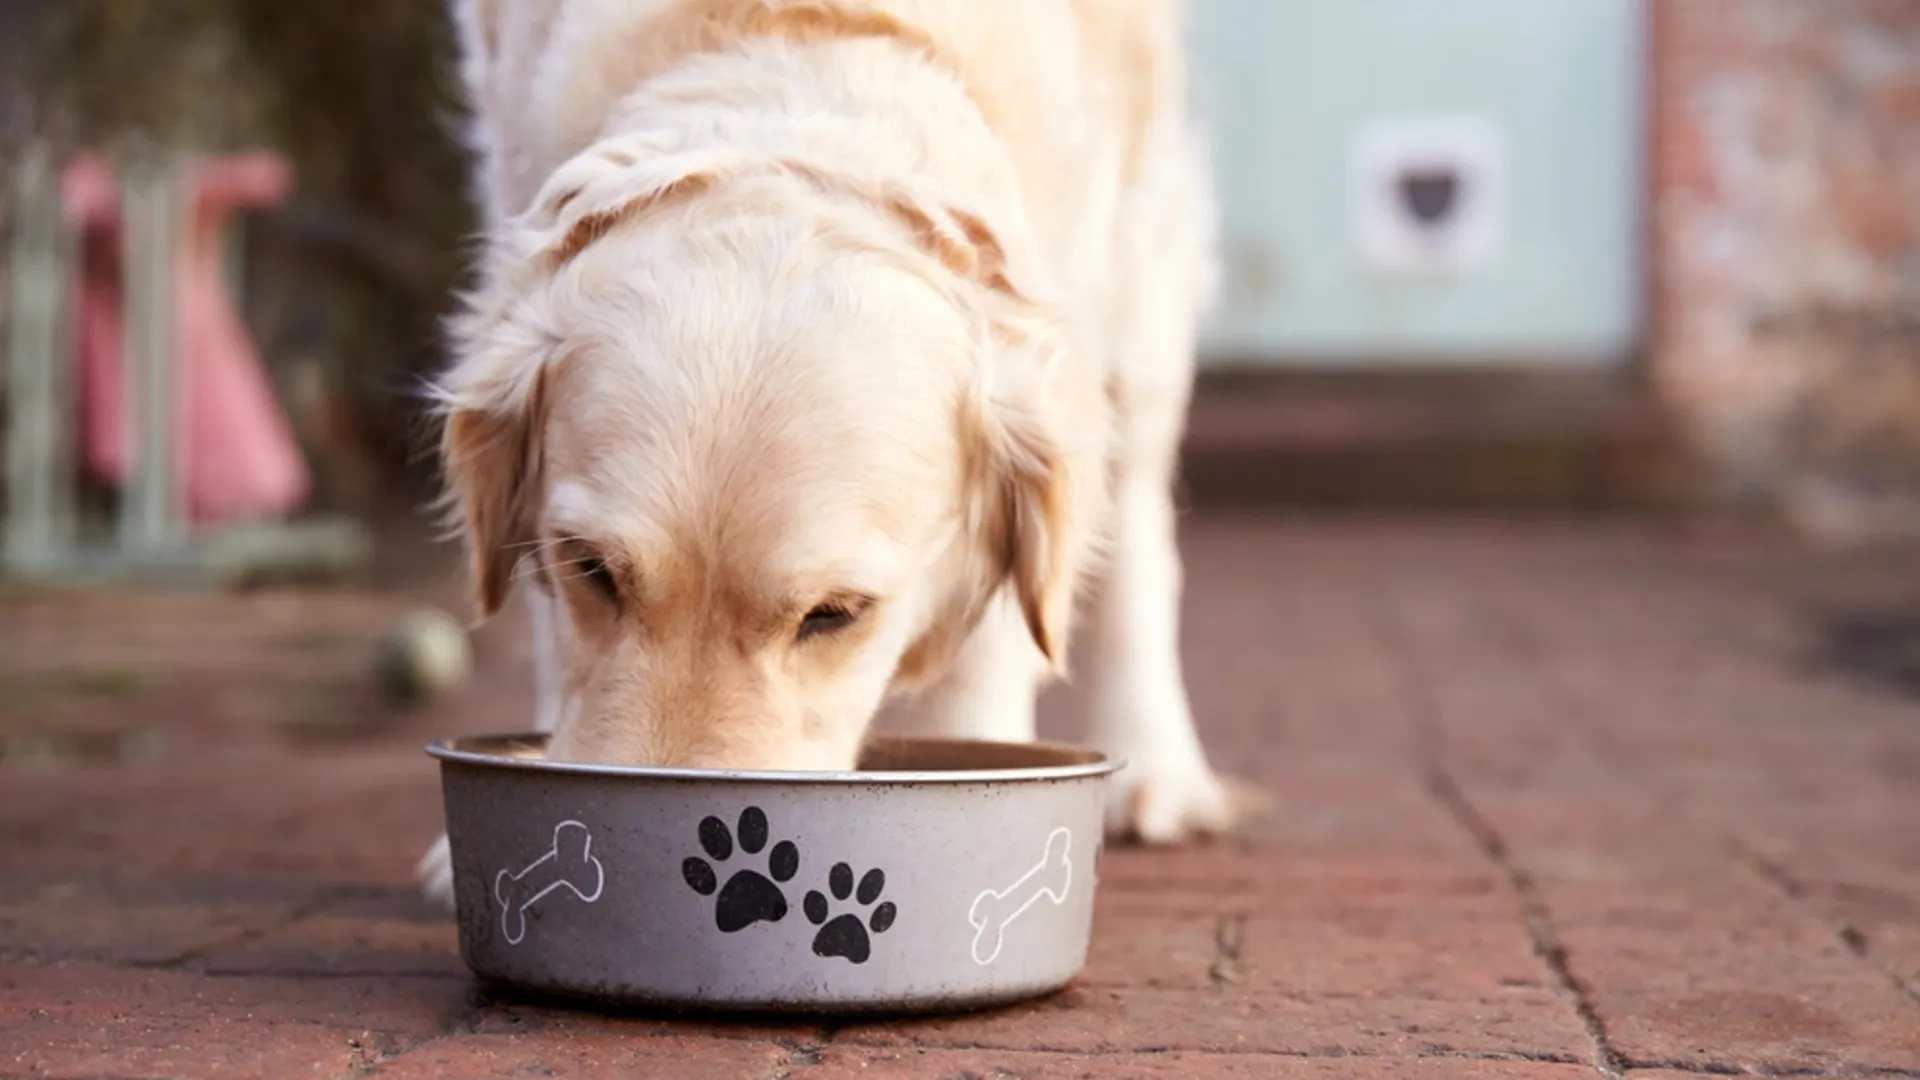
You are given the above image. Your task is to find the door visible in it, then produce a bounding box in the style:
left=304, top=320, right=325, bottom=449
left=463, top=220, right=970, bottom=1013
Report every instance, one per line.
left=1189, top=0, right=1646, bottom=368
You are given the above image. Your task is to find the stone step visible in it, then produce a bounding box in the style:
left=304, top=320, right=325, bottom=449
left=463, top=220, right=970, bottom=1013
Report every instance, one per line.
left=1177, top=369, right=1698, bottom=512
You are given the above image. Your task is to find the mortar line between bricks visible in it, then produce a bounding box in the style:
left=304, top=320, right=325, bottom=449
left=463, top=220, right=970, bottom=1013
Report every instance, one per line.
left=1459, top=591, right=1920, bottom=1075
left=1472, top=592, right=1920, bottom=1025
left=1623, top=1063, right=1920, bottom=1079
left=1729, top=836, right=1920, bottom=1008
left=337, top=1029, right=429, bottom=1080
left=1208, top=911, right=1247, bottom=988
left=331, top=987, right=703, bottom=1079
left=319, top=994, right=500, bottom=1077
left=806, top=1042, right=1587, bottom=1065
left=1383, top=593, right=1875, bottom=1080
left=199, top=967, right=471, bottom=981
left=1373, top=596, right=1627, bottom=1080
left=765, top=1037, right=826, bottom=1080
left=0, top=1074, right=187, bottom=1080
left=121, top=774, right=463, bottom=972
left=1420, top=765, right=1627, bottom=1080
left=122, top=891, right=335, bottom=971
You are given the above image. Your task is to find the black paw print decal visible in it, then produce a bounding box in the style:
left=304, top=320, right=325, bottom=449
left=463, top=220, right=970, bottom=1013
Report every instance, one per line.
left=681, top=806, right=799, bottom=932
left=804, top=862, right=897, bottom=964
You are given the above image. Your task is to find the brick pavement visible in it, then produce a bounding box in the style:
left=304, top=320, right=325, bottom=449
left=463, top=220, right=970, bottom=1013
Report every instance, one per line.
left=2, top=516, right=1918, bottom=1078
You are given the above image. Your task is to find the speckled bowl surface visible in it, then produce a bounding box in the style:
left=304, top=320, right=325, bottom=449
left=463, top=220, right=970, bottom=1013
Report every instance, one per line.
left=429, top=732, right=1121, bottom=1013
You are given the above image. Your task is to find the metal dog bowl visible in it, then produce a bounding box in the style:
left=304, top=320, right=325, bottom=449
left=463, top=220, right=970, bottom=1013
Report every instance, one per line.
left=428, top=732, right=1122, bottom=1013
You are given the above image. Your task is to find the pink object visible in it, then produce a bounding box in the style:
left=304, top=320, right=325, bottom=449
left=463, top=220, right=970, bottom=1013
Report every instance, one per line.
left=64, top=151, right=311, bottom=526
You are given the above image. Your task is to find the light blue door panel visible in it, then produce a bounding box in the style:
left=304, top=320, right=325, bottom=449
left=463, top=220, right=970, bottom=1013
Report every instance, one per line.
left=1189, top=0, right=1645, bottom=367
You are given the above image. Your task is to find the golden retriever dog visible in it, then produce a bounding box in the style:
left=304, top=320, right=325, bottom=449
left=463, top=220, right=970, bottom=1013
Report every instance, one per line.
left=419, top=0, right=1256, bottom=904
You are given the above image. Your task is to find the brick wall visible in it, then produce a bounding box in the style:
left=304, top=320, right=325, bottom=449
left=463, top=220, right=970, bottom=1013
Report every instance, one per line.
left=1649, top=0, right=1920, bottom=536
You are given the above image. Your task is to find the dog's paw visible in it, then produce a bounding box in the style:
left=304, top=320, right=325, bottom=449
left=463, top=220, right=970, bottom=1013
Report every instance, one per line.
left=417, top=833, right=456, bottom=911
left=1104, top=763, right=1268, bottom=845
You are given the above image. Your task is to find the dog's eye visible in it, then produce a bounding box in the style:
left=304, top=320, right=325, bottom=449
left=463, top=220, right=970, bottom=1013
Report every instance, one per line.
left=797, top=603, right=857, bottom=641
left=575, top=556, right=620, bottom=605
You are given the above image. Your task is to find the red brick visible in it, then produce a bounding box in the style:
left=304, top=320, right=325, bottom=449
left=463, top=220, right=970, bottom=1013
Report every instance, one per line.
left=1094, top=850, right=1490, bottom=914
left=0, top=867, right=452, bottom=974
left=1244, top=772, right=1488, bottom=858
left=836, top=986, right=1587, bottom=1061
left=0, top=882, right=295, bottom=966
left=367, top=1033, right=792, bottom=1079
left=193, top=765, right=446, bottom=882
left=454, top=994, right=826, bottom=1048
left=808, top=1046, right=1594, bottom=1079
left=1648, top=0, right=1920, bottom=494
left=0, top=960, right=470, bottom=1080
left=1730, top=819, right=1920, bottom=899
left=1097, top=856, right=1505, bottom=922
left=1092, top=779, right=1494, bottom=917
left=0, top=752, right=442, bottom=883
left=1237, top=907, right=1548, bottom=998
left=199, top=909, right=465, bottom=978
left=1558, top=919, right=1920, bottom=1073
left=0, top=764, right=276, bottom=874
left=1857, top=920, right=1920, bottom=991
left=1080, top=911, right=1220, bottom=989
left=1465, top=792, right=1779, bottom=901
left=0, top=959, right=472, bottom=1044
left=6, top=1014, right=385, bottom=1080
left=0, top=959, right=831, bottom=1065
left=1465, top=795, right=1920, bottom=1072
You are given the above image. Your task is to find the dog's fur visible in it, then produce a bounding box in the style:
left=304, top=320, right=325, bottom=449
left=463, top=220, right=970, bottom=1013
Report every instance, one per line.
left=420, top=0, right=1252, bottom=903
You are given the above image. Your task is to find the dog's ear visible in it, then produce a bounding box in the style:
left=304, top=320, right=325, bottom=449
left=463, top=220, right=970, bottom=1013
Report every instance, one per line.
left=437, top=136, right=730, bottom=620
left=907, top=196, right=1086, bottom=672
left=979, top=365, right=1080, bottom=670
left=436, top=314, right=555, bottom=621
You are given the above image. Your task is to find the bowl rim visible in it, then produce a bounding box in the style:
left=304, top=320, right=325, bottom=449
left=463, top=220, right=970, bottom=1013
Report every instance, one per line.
left=427, top=731, right=1126, bottom=785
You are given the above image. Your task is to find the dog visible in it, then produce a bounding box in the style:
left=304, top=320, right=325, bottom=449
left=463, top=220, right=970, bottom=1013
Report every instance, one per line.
left=419, top=0, right=1257, bottom=906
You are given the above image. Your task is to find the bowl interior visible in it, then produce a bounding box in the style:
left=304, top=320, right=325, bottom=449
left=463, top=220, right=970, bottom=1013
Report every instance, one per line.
left=857, top=734, right=1107, bottom=772
left=429, top=732, right=1117, bottom=782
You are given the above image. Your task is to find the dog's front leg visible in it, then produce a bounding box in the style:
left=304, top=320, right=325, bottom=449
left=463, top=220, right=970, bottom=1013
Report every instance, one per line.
left=884, top=594, right=1046, bottom=745
left=1080, top=420, right=1259, bottom=842
left=418, top=585, right=566, bottom=910
left=1079, top=138, right=1262, bottom=844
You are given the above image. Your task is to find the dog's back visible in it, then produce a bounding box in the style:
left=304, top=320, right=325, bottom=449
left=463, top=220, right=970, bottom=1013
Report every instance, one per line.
left=449, top=0, right=1193, bottom=251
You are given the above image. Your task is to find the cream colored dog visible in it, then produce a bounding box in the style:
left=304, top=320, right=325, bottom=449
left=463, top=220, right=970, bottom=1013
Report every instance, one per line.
left=420, top=0, right=1254, bottom=905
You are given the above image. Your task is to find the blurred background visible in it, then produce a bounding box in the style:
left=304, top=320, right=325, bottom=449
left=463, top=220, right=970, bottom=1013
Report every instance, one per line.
left=1182, top=0, right=1917, bottom=530
left=5, top=0, right=1915, bottom=530
left=0, top=0, right=1916, bottom=759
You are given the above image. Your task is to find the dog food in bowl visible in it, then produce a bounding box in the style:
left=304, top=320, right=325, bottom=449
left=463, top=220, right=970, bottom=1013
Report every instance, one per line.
left=428, top=732, right=1122, bottom=1013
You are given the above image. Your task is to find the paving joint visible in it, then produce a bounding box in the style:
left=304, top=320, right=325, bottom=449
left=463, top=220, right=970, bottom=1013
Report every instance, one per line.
left=1375, top=594, right=1628, bottom=1078
left=764, top=1040, right=825, bottom=1080
left=1206, top=913, right=1246, bottom=988
left=1420, top=764, right=1628, bottom=1080
left=1729, top=836, right=1920, bottom=1008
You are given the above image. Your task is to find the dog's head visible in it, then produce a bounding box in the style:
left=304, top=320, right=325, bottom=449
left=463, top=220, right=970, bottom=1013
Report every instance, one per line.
left=435, top=139, right=1092, bottom=770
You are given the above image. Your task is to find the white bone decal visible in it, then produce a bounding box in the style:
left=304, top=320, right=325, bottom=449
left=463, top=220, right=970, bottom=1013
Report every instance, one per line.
left=967, top=827, right=1072, bottom=965
left=494, top=820, right=605, bottom=945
